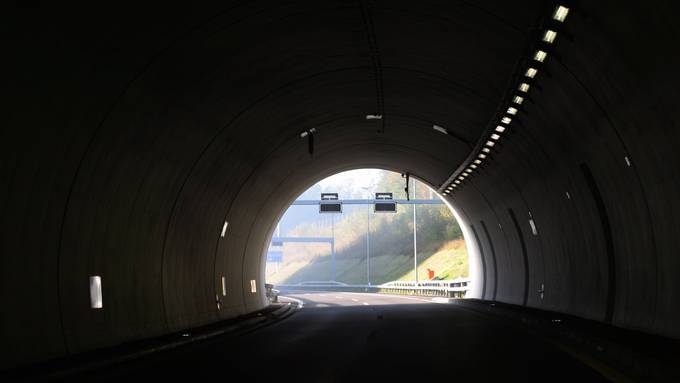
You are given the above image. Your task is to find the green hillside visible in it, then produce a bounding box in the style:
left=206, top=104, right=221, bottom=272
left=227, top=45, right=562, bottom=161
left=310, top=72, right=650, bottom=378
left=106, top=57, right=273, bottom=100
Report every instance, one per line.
left=268, top=239, right=467, bottom=284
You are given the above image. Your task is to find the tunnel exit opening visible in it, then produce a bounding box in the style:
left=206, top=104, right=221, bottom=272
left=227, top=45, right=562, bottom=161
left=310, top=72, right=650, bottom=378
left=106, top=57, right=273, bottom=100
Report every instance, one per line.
left=262, top=169, right=476, bottom=302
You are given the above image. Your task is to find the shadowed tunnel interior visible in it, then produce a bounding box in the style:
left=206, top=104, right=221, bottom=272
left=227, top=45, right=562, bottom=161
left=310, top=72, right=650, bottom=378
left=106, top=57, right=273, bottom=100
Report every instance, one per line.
left=2, top=0, right=680, bottom=374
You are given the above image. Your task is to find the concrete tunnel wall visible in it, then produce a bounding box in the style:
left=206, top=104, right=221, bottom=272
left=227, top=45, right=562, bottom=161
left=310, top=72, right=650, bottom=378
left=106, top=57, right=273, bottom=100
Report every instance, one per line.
left=2, top=0, right=680, bottom=369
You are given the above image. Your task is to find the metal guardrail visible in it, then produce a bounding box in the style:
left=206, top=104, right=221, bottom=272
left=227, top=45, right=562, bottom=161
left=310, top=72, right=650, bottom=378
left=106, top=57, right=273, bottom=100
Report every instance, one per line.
left=378, top=278, right=470, bottom=298
left=276, top=278, right=471, bottom=298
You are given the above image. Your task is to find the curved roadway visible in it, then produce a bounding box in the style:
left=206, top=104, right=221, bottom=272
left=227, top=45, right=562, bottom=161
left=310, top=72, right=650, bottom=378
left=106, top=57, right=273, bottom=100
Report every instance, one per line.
left=76, top=292, right=608, bottom=382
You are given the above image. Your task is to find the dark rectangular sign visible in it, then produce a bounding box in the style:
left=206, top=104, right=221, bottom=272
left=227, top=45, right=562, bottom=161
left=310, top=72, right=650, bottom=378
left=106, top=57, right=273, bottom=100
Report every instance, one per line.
left=319, top=202, right=342, bottom=213
left=374, top=202, right=397, bottom=213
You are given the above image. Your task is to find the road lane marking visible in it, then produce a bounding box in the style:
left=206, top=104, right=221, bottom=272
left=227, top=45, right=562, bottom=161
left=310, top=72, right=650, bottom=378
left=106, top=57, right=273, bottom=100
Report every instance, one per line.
left=431, top=297, right=452, bottom=304
left=338, top=292, right=437, bottom=304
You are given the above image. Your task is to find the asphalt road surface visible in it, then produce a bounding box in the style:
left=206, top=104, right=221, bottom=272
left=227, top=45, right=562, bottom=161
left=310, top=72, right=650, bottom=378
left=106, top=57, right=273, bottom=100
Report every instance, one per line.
left=75, top=291, right=609, bottom=382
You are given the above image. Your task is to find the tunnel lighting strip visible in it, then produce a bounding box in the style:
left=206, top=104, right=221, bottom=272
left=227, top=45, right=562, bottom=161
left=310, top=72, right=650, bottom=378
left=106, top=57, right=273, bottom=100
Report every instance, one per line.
left=440, top=4, right=569, bottom=196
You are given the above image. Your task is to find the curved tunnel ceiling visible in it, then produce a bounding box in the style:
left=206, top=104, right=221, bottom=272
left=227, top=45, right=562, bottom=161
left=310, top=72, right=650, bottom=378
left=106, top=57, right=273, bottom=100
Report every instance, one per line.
left=3, top=0, right=680, bottom=369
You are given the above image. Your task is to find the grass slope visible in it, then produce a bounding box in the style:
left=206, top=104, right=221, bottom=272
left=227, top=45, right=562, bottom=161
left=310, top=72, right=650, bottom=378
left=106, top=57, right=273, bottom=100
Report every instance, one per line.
left=267, top=239, right=467, bottom=284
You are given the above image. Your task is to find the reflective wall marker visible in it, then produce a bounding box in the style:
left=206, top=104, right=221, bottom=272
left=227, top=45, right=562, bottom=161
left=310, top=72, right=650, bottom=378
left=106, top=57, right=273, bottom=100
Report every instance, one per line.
left=89, top=276, right=103, bottom=309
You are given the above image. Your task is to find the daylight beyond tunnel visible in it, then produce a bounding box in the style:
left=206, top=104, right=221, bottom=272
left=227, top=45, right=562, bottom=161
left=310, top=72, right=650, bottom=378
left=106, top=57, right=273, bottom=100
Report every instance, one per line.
left=265, top=169, right=469, bottom=286
left=3, top=0, right=680, bottom=370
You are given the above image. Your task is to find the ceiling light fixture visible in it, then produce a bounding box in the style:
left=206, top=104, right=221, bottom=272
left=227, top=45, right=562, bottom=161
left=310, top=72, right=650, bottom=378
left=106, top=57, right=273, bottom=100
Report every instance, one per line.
left=553, top=5, right=569, bottom=22
left=507, top=107, right=518, bottom=115
left=495, top=125, right=506, bottom=133
left=513, top=95, right=524, bottom=105
left=543, top=30, right=557, bottom=44
left=501, top=116, right=512, bottom=124
left=525, top=68, right=538, bottom=78
left=491, top=133, right=500, bottom=140
left=519, top=83, right=530, bottom=93
left=485, top=140, right=495, bottom=147
left=366, top=114, right=383, bottom=120
left=534, top=50, right=547, bottom=62
left=482, top=148, right=491, bottom=153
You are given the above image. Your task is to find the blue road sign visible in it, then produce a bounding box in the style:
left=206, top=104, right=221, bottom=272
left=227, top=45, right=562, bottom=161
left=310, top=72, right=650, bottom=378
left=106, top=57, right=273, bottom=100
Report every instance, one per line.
left=267, top=250, right=283, bottom=262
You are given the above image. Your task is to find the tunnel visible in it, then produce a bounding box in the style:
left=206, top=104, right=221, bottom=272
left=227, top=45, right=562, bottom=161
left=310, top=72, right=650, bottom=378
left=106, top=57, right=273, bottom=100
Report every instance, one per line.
left=2, top=0, right=680, bottom=378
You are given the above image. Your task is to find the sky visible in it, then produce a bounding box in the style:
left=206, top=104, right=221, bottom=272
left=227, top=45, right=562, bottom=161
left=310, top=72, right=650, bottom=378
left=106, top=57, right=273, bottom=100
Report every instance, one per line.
left=317, top=168, right=382, bottom=193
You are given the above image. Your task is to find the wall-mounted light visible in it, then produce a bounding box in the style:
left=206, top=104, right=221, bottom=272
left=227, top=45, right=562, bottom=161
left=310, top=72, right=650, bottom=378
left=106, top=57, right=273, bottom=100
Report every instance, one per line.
left=518, top=83, right=530, bottom=93
left=481, top=148, right=491, bottom=153
left=299, top=127, right=317, bottom=138
left=433, top=125, right=448, bottom=135
left=470, top=164, right=478, bottom=169
left=221, top=221, right=228, bottom=238
left=495, top=126, right=506, bottom=133
left=529, top=219, right=539, bottom=235
left=221, top=276, right=227, bottom=296
left=474, top=159, right=482, bottom=164
left=553, top=5, right=569, bottom=22
left=491, top=133, right=500, bottom=140
left=485, top=141, right=495, bottom=147
left=513, top=96, right=524, bottom=105
left=507, top=107, right=518, bottom=115
left=455, top=180, right=461, bottom=184
left=501, top=116, right=512, bottom=124
left=543, top=30, right=557, bottom=44
left=534, top=50, right=547, bottom=62
left=89, top=276, right=103, bottom=309
left=525, top=68, right=538, bottom=78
